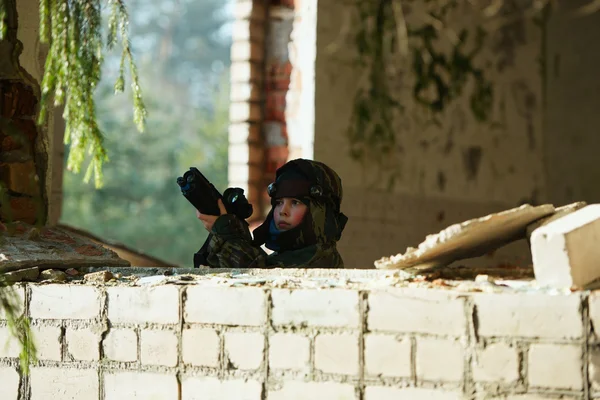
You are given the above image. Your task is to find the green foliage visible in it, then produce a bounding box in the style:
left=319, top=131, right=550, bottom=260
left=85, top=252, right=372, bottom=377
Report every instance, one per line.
left=61, top=0, right=231, bottom=267
left=34, top=0, right=146, bottom=188
left=0, top=280, right=37, bottom=374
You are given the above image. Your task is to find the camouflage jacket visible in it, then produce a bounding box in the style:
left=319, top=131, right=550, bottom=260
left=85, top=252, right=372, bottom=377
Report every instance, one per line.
left=205, top=214, right=344, bottom=269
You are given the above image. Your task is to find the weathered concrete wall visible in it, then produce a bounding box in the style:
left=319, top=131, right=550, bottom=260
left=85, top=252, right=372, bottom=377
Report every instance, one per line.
left=543, top=0, right=600, bottom=205
left=313, top=2, right=557, bottom=268
left=0, top=270, right=597, bottom=399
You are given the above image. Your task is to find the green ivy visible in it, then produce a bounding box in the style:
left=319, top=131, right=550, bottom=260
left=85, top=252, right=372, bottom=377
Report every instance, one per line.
left=0, top=0, right=147, bottom=188
left=347, top=0, right=494, bottom=172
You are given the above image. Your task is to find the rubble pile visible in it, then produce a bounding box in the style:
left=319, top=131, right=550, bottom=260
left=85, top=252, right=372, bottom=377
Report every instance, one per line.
left=375, top=202, right=600, bottom=290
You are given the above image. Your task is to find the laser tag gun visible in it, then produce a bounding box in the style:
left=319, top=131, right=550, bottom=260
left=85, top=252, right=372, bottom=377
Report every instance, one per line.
left=177, top=167, right=254, bottom=268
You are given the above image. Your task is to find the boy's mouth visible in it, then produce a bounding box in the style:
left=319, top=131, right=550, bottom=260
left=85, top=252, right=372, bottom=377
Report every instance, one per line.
left=277, top=221, right=291, bottom=229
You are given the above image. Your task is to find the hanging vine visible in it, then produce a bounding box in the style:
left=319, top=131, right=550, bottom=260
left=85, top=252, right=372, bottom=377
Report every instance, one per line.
left=0, top=0, right=147, bottom=188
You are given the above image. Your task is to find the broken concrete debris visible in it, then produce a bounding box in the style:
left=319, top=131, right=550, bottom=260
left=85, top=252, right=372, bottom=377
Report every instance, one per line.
left=375, top=202, right=600, bottom=290
left=531, top=204, right=600, bottom=289
left=84, top=270, right=114, bottom=284
left=374, top=204, right=555, bottom=271
left=39, top=269, right=67, bottom=282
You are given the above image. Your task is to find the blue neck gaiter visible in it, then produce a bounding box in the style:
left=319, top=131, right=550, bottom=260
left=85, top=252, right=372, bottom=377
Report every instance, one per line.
left=266, top=218, right=281, bottom=252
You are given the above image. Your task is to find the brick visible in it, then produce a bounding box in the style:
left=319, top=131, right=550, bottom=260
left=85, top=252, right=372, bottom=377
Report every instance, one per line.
left=368, top=289, right=466, bottom=336
left=182, top=376, right=263, bottom=400
left=30, top=367, right=99, bottom=400
left=30, top=285, right=101, bottom=320
left=104, top=372, right=178, bottom=400
left=364, top=334, right=411, bottom=378
left=183, top=327, right=220, bottom=367
left=0, top=326, right=20, bottom=357
left=225, top=331, right=264, bottom=370
left=231, top=62, right=263, bottom=83
left=140, top=329, right=178, bottom=367
left=230, top=101, right=262, bottom=123
left=531, top=204, right=600, bottom=288
left=268, top=381, right=356, bottom=400
left=185, top=286, right=266, bottom=326
left=269, top=333, right=310, bottom=370
left=229, top=122, right=261, bottom=145
left=0, top=161, right=39, bottom=196
left=416, top=337, right=464, bottom=382
left=0, top=367, right=19, bottom=400
left=233, top=0, right=266, bottom=22
left=365, top=386, right=461, bottom=400
left=0, top=286, right=24, bottom=320
left=501, top=396, right=580, bottom=400
left=528, top=343, right=582, bottom=390
left=232, top=20, right=265, bottom=42
left=586, top=292, right=600, bottom=336
left=590, top=345, right=600, bottom=392
left=231, top=41, right=265, bottom=62
left=473, top=292, right=582, bottom=339
left=6, top=196, right=36, bottom=223
left=66, top=328, right=100, bottom=361
left=31, top=325, right=61, bottom=361
left=271, top=289, right=359, bottom=328
left=231, top=82, right=262, bottom=103
left=473, top=342, right=519, bottom=383
left=107, top=286, right=180, bottom=324
left=314, top=333, right=359, bottom=375
left=103, top=328, right=137, bottom=362
left=229, top=142, right=264, bottom=165
left=228, top=163, right=263, bottom=186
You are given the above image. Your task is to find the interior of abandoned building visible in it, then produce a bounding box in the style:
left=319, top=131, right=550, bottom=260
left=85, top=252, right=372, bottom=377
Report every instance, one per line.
left=2, top=0, right=600, bottom=399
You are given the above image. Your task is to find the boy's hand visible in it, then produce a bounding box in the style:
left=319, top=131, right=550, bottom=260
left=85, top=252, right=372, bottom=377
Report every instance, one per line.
left=196, top=199, right=227, bottom=232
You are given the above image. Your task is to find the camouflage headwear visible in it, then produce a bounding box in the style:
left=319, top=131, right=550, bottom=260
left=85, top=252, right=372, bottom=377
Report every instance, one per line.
left=253, top=159, right=348, bottom=251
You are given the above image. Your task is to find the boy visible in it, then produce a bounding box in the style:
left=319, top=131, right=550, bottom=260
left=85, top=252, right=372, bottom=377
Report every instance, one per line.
left=196, top=159, right=348, bottom=268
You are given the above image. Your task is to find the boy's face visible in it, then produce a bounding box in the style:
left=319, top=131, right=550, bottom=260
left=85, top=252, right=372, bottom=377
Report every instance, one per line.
left=273, top=197, right=307, bottom=231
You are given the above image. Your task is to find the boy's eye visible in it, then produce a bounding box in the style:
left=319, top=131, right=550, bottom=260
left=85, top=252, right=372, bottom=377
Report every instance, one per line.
left=292, top=200, right=302, bottom=206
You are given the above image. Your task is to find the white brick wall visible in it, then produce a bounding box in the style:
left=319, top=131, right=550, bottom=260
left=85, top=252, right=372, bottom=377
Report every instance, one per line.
left=269, top=333, right=310, bottom=370
left=103, top=328, right=137, bottom=362
left=66, top=328, right=100, bottom=361
left=364, top=334, right=411, bottom=378
left=182, top=377, right=263, bottom=400
left=0, top=280, right=594, bottom=400
left=0, top=286, right=24, bottom=320
left=107, top=286, right=180, bottom=324
left=182, top=327, right=221, bottom=367
left=104, top=372, right=179, bottom=400
left=588, top=292, right=600, bottom=336
left=271, top=289, right=360, bottom=328
left=225, top=331, right=264, bottom=370
left=416, top=337, right=464, bottom=382
left=473, top=342, right=519, bottom=383
left=365, top=386, right=462, bottom=400
left=368, top=289, right=466, bottom=336
left=185, top=286, right=266, bottom=326
left=474, top=292, right=583, bottom=339
left=268, top=381, right=356, bottom=400
left=0, top=325, right=20, bottom=358
left=528, top=343, right=583, bottom=390
left=30, top=285, right=101, bottom=319
left=314, top=333, right=359, bottom=375
left=0, top=367, right=20, bottom=400
left=140, top=329, right=178, bottom=367
left=31, top=325, right=61, bottom=361
left=30, top=367, right=99, bottom=400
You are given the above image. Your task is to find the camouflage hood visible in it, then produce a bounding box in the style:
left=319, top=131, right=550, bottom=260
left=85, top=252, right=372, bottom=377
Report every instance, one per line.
left=252, top=159, right=348, bottom=252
